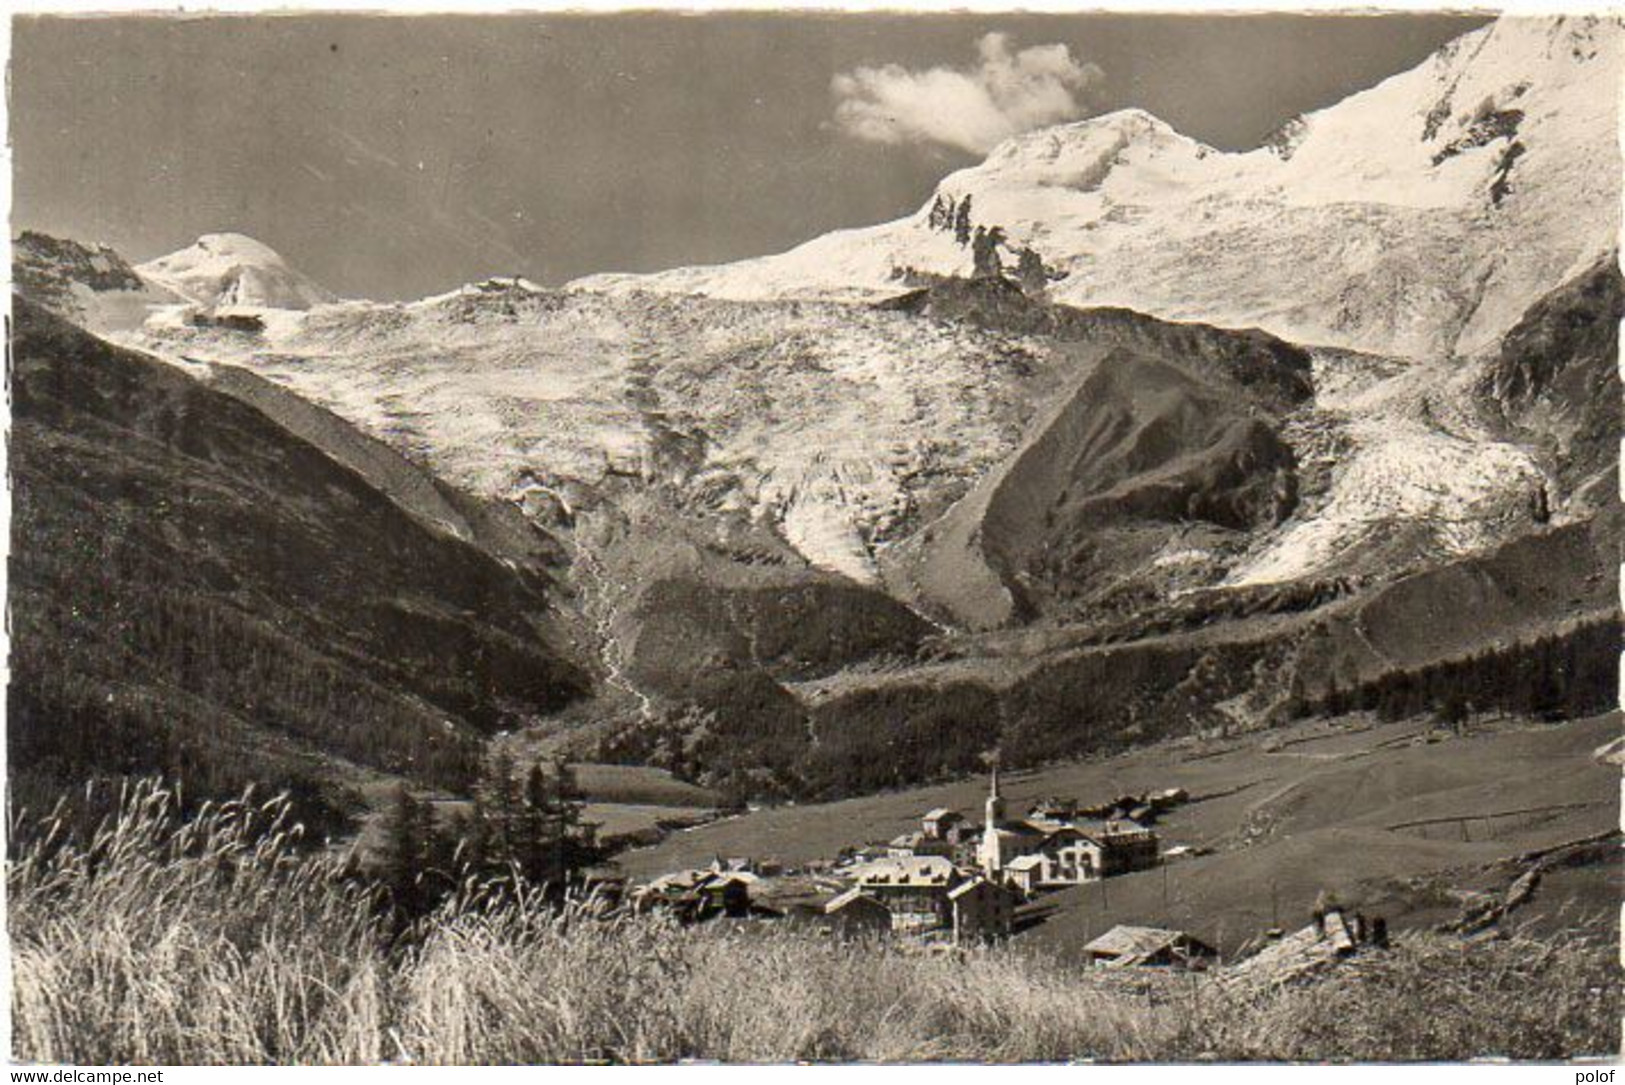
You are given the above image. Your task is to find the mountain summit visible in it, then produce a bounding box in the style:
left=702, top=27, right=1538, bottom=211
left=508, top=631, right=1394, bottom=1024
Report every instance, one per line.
left=575, top=15, right=1620, bottom=361
left=138, top=232, right=336, bottom=311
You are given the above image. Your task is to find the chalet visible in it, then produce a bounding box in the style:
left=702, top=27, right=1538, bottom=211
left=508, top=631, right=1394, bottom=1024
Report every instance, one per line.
left=997, top=826, right=1103, bottom=890
left=947, top=877, right=1016, bottom=943
left=1084, top=925, right=1218, bottom=970
left=1028, top=796, right=1080, bottom=821
left=643, top=869, right=710, bottom=894
left=1037, top=826, right=1100, bottom=884
left=1148, top=787, right=1190, bottom=810
left=750, top=873, right=848, bottom=917
left=886, top=831, right=956, bottom=859
left=921, top=808, right=969, bottom=841
left=1003, top=854, right=1047, bottom=895
left=695, top=873, right=756, bottom=918
left=1222, top=910, right=1390, bottom=991
left=822, top=888, right=892, bottom=937
left=1321, top=906, right=1359, bottom=955
left=1088, top=822, right=1160, bottom=876
left=851, top=855, right=963, bottom=933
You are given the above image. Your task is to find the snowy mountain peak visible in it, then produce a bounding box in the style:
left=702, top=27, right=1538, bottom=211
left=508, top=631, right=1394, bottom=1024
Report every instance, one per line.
left=939, top=108, right=1209, bottom=198
left=983, top=108, right=1185, bottom=161
left=138, top=233, right=336, bottom=311
left=189, top=232, right=289, bottom=264
left=572, top=15, right=1620, bottom=362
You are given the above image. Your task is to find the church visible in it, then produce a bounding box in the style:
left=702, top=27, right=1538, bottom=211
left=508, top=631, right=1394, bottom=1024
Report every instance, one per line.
left=976, top=768, right=1161, bottom=889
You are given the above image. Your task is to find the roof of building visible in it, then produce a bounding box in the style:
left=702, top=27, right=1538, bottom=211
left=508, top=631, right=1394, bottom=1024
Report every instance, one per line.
left=644, top=869, right=709, bottom=892
left=1218, top=923, right=1355, bottom=992
left=947, top=877, right=1007, bottom=900
left=1064, top=820, right=1158, bottom=844
left=824, top=887, right=890, bottom=914
left=750, top=875, right=846, bottom=911
left=1100, top=830, right=1157, bottom=846
left=989, top=820, right=1047, bottom=839
left=852, top=855, right=959, bottom=887
left=1005, top=854, right=1046, bottom=872
left=1084, top=925, right=1212, bottom=964
left=923, top=808, right=963, bottom=821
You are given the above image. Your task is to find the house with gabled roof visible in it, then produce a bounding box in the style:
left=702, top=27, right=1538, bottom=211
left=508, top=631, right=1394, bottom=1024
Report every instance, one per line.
left=851, top=855, right=964, bottom=933
left=1003, top=853, right=1048, bottom=895
left=822, top=887, right=892, bottom=937
left=887, top=830, right=955, bottom=858
left=921, top=807, right=970, bottom=842
left=947, top=877, right=1016, bottom=943
left=1084, top=925, right=1217, bottom=970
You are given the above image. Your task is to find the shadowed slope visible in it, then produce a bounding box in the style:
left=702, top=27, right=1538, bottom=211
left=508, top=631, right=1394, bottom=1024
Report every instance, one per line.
left=8, top=298, right=588, bottom=821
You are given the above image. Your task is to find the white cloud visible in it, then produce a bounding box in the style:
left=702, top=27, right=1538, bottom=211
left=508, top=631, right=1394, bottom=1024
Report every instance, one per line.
left=831, top=33, right=1103, bottom=155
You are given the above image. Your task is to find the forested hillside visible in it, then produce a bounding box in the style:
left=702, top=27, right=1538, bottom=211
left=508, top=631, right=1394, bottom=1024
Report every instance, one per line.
left=7, top=299, right=589, bottom=832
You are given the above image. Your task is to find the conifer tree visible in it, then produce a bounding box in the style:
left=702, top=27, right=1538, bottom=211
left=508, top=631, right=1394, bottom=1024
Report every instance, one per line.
left=486, top=748, right=522, bottom=862
left=380, top=784, right=428, bottom=917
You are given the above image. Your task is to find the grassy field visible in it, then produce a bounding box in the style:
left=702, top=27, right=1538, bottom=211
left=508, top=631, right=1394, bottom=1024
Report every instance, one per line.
left=619, top=712, right=1621, bottom=954
left=9, top=780, right=1618, bottom=1064
left=572, top=764, right=723, bottom=844
left=570, top=763, right=722, bottom=808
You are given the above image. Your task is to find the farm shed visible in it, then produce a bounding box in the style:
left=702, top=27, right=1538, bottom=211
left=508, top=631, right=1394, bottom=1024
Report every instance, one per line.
left=1083, top=925, right=1218, bottom=970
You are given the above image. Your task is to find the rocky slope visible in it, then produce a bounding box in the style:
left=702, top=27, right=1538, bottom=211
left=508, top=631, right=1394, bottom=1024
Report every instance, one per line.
left=1480, top=252, right=1624, bottom=503
left=16, top=235, right=1611, bottom=799
left=13, top=231, right=187, bottom=334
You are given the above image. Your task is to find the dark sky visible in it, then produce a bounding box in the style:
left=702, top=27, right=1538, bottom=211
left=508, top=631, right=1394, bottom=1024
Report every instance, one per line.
left=11, top=12, right=1489, bottom=300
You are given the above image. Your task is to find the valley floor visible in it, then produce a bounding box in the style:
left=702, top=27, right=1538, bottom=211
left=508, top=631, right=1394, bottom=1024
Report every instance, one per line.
left=618, top=711, right=1622, bottom=956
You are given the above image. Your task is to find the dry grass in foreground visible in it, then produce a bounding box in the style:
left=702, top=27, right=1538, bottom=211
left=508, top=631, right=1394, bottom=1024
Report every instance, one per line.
left=9, top=782, right=1619, bottom=1064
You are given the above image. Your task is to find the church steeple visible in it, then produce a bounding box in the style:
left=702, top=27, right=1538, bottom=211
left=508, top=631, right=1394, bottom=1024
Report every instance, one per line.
left=980, top=762, right=1008, bottom=880
left=985, top=764, right=1005, bottom=828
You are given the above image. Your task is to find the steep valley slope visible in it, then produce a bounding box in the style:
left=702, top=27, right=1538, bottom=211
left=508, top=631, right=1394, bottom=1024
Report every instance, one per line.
left=7, top=298, right=590, bottom=830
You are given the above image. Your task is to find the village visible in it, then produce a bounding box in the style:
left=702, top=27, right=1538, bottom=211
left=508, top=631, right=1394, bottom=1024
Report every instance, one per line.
left=621, top=769, right=1389, bottom=972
